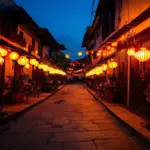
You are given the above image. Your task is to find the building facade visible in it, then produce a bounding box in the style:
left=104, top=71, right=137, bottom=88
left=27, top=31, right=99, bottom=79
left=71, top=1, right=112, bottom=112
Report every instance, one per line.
left=82, top=0, right=150, bottom=116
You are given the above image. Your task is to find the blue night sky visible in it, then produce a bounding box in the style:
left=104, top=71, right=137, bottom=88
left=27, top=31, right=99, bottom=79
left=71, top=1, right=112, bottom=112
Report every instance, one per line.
left=14, top=0, right=99, bottom=60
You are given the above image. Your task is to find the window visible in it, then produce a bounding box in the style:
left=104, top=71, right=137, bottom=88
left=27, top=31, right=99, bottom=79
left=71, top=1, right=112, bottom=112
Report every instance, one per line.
left=19, top=31, right=23, bottom=39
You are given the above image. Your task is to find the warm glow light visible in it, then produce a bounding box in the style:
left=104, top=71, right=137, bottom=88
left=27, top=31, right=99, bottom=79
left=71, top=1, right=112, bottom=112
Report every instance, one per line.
left=91, top=50, right=94, bottom=54
left=34, top=60, right=39, bottom=67
left=119, top=35, right=125, bottom=41
left=103, top=51, right=107, bottom=56
left=107, top=46, right=111, bottom=50
left=0, top=56, right=4, bottom=65
left=127, top=48, right=135, bottom=56
left=97, top=52, right=101, bottom=56
left=35, top=50, right=38, bottom=54
left=38, top=63, right=43, bottom=69
left=25, top=64, right=30, bottom=69
left=0, top=47, right=8, bottom=57
left=65, top=54, right=70, bottom=59
left=9, top=52, right=19, bottom=60
left=108, top=61, right=118, bottom=69
left=30, top=59, right=36, bottom=65
left=17, top=56, right=29, bottom=66
left=111, top=42, right=118, bottom=47
left=78, top=52, right=82, bottom=56
left=134, top=47, right=150, bottom=62
left=102, top=64, right=108, bottom=71
left=86, top=51, right=89, bottom=55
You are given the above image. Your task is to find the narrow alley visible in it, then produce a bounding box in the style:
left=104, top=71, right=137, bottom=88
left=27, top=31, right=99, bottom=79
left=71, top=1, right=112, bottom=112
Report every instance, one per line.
left=0, top=84, right=144, bottom=150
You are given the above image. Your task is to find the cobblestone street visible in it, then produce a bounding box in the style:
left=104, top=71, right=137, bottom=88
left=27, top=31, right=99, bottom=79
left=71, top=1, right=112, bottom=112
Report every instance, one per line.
left=0, top=84, right=143, bottom=150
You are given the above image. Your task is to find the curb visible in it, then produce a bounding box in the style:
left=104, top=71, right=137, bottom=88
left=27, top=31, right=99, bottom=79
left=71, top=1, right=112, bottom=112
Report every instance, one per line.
left=85, top=85, right=150, bottom=146
left=1, top=85, right=66, bottom=125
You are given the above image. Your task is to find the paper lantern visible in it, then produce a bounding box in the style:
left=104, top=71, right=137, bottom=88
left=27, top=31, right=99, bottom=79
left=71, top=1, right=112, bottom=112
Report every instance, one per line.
left=9, top=52, right=19, bottom=60
left=17, top=56, right=29, bottom=66
left=0, top=56, right=4, bottom=65
left=30, top=59, right=36, bottom=65
left=97, top=52, right=101, bottom=56
left=134, top=47, right=150, bottom=62
left=108, top=61, right=118, bottom=69
left=65, top=54, right=70, bottom=59
left=43, top=65, right=49, bottom=72
left=127, top=48, right=135, bottom=56
left=78, top=52, right=82, bottom=56
left=107, top=46, right=111, bottom=50
left=102, top=64, right=108, bottom=71
left=86, top=51, right=89, bottom=55
left=0, top=47, right=8, bottom=57
left=34, top=60, right=39, bottom=67
left=25, top=64, right=30, bottom=69
left=111, top=42, right=118, bottom=47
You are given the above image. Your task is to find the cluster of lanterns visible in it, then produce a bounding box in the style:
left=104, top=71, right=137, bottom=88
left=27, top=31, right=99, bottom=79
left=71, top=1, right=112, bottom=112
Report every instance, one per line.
left=0, top=47, right=66, bottom=76
left=85, top=61, right=118, bottom=77
left=127, top=47, right=150, bottom=62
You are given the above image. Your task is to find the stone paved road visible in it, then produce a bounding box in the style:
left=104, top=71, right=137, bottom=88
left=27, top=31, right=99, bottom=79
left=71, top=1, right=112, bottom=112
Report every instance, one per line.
left=0, top=84, right=142, bottom=150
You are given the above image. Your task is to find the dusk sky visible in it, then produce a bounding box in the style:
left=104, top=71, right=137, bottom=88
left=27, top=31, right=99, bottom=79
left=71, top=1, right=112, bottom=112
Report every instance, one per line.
left=14, top=0, right=99, bottom=60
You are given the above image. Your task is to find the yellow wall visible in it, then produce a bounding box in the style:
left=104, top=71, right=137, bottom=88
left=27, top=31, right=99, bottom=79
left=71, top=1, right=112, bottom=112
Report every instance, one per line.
left=119, top=0, right=150, bottom=28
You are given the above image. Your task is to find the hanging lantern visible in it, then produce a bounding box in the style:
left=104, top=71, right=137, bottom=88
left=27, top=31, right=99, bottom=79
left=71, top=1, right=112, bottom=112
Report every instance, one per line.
left=25, top=64, right=30, bottom=69
left=107, top=46, right=111, bottom=50
left=97, top=52, right=101, bottom=56
left=134, top=47, right=150, bottom=62
left=34, top=60, right=39, bottom=67
left=0, top=47, right=8, bottom=57
left=108, top=61, right=118, bottom=69
left=43, top=65, right=49, bottom=72
left=38, top=63, right=43, bottom=69
left=86, top=51, right=89, bottom=55
left=127, top=48, right=135, bottom=56
left=17, top=56, right=29, bottom=66
left=9, top=52, right=19, bottom=60
left=65, top=54, right=70, bottom=59
left=78, top=52, right=82, bottom=56
left=0, top=56, right=4, bottom=65
left=103, top=51, right=107, bottom=56
left=90, top=50, right=94, bottom=54
left=30, top=59, right=37, bottom=65
left=102, top=64, right=108, bottom=71
left=111, top=42, right=118, bottom=47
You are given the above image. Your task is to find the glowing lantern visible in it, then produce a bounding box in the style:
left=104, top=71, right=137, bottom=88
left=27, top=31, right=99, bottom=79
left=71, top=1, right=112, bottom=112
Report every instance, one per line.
left=0, top=56, right=4, bottom=65
left=103, top=51, right=107, bottom=56
left=91, top=50, right=94, bottom=54
left=86, top=51, right=89, bottom=55
left=65, top=54, right=70, bottom=59
left=38, top=63, right=43, bottom=69
left=107, top=46, right=111, bottom=50
left=0, top=47, right=8, bottom=57
left=35, top=50, right=38, bottom=54
left=108, top=61, right=118, bottom=69
left=34, top=61, right=39, bottom=67
left=134, top=47, right=150, bottom=62
left=119, top=35, right=125, bottom=41
left=9, top=52, right=19, bottom=60
left=97, top=52, right=101, bottom=56
left=102, top=64, right=108, bottom=71
left=25, top=64, right=30, bottom=69
left=127, top=48, right=135, bottom=56
left=43, top=65, right=49, bottom=72
left=78, top=52, right=82, bottom=56
left=30, top=59, right=36, bottom=65
left=111, top=42, right=118, bottom=47
left=17, top=56, right=29, bottom=66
